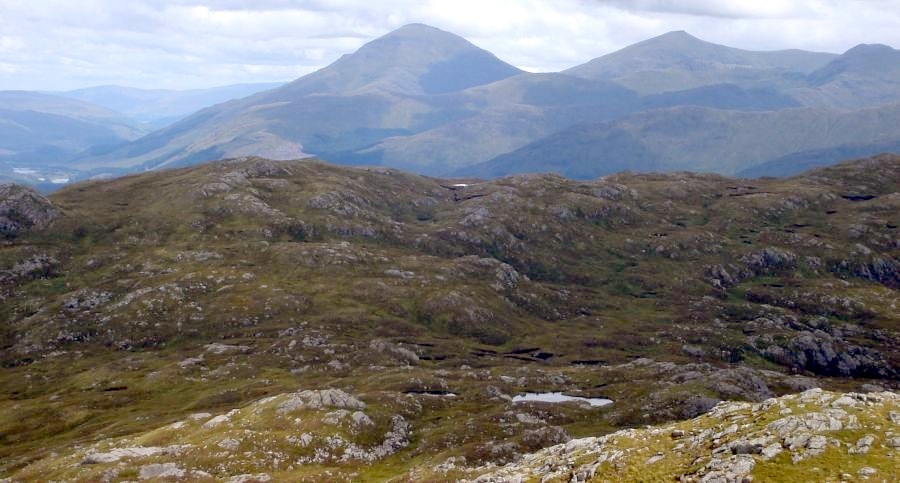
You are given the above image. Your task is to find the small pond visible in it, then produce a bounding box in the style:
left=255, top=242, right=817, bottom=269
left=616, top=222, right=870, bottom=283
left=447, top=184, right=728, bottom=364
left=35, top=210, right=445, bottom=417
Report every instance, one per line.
left=512, top=392, right=612, bottom=407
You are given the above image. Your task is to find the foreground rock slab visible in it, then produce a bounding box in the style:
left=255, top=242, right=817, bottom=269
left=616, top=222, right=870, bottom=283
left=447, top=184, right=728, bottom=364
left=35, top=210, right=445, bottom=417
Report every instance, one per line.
left=469, top=389, right=899, bottom=482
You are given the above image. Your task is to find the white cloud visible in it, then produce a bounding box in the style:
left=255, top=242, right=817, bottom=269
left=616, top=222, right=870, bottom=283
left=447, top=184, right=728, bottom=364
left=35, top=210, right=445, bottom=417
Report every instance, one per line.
left=0, top=0, right=896, bottom=90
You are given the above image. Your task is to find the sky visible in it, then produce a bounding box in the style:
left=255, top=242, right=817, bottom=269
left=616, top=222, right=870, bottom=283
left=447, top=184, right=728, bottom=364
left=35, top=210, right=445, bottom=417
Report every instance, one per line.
left=1, top=0, right=899, bottom=91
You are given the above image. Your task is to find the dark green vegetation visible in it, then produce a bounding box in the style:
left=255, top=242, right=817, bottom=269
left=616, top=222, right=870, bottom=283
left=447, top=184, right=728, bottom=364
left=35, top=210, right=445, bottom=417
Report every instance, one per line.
left=0, top=154, right=897, bottom=480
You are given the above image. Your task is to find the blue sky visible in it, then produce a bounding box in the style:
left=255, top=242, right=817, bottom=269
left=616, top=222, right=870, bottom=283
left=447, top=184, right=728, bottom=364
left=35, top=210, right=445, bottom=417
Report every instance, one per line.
left=1, top=0, right=898, bottom=90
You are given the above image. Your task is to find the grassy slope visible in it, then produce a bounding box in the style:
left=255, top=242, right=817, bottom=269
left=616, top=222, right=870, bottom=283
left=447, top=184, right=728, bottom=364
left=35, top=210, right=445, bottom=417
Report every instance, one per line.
left=0, top=155, right=897, bottom=480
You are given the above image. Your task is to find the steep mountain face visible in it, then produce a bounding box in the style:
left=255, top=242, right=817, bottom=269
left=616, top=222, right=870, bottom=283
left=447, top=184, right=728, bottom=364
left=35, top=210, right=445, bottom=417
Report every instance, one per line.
left=564, top=31, right=837, bottom=94
left=71, top=24, right=523, bottom=173
left=1, top=155, right=897, bottom=480
left=466, top=103, right=900, bottom=178
left=59, top=83, right=285, bottom=128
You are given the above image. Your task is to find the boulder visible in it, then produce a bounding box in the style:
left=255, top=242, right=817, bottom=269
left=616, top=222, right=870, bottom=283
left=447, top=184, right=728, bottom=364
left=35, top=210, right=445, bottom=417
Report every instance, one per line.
left=0, top=183, right=59, bottom=238
left=277, top=389, right=365, bottom=413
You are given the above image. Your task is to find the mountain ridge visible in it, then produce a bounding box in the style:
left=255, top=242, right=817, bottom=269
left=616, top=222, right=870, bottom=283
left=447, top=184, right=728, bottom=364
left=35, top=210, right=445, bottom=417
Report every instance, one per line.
left=564, top=30, right=838, bottom=94
left=463, top=102, right=900, bottom=179
left=8, top=24, right=900, bottom=188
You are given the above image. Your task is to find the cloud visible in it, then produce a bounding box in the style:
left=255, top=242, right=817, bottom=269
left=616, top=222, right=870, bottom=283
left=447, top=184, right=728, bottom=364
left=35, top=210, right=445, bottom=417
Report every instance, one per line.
left=0, top=0, right=897, bottom=90
left=595, top=0, right=818, bottom=19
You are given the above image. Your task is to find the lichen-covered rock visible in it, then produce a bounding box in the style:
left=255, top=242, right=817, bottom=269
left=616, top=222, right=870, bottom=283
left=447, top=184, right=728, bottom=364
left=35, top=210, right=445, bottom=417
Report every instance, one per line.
left=741, top=247, right=797, bottom=274
left=277, top=388, right=365, bottom=413
left=0, top=254, right=59, bottom=285
left=468, top=390, right=900, bottom=482
left=521, top=426, right=570, bottom=451
left=82, top=445, right=188, bottom=464
left=0, top=183, right=59, bottom=238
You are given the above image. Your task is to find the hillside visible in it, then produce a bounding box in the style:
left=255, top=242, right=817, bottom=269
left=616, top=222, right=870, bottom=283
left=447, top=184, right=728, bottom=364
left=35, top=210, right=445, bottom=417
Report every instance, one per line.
left=564, top=31, right=836, bottom=95
left=465, top=103, right=900, bottom=179
left=0, top=91, right=146, bottom=186
left=70, top=24, right=523, bottom=173
left=1, top=155, right=897, bottom=480
left=471, top=389, right=900, bottom=482
left=792, top=44, right=900, bottom=109
left=739, top=139, right=900, bottom=178
left=339, top=77, right=807, bottom=176
left=59, top=83, right=285, bottom=128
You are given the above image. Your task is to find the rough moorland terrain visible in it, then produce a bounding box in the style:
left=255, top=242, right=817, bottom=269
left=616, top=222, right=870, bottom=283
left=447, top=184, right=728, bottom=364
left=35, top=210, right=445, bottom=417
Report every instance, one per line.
left=0, top=154, right=897, bottom=481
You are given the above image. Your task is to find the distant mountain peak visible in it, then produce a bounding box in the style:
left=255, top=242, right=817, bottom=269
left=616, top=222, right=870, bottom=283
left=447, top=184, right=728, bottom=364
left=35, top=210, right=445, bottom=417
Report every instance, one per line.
left=368, top=23, right=470, bottom=46
left=276, top=23, right=521, bottom=96
left=390, top=23, right=449, bottom=35
left=564, top=29, right=837, bottom=93
left=630, top=30, right=710, bottom=50
left=843, top=43, right=896, bottom=56
left=807, top=42, right=900, bottom=86
left=654, top=30, right=701, bottom=41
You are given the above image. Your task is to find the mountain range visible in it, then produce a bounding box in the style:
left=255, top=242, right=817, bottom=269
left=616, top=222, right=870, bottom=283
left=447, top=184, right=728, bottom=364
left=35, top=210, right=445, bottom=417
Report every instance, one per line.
left=4, top=24, right=900, bottom=187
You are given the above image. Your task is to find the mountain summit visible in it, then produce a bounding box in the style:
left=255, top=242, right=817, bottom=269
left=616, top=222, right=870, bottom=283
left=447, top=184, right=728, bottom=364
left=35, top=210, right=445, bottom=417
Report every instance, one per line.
left=565, top=31, right=836, bottom=94
left=795, top=43, right=900, bottom=108
left=69, top=24, right=522, bottom=171
left=274, top=23, right=522, bottom=97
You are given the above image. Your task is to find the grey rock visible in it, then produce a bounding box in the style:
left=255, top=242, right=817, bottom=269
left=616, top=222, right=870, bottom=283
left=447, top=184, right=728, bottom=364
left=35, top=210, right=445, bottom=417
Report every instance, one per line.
left=369, top=339, right=419, bottom=364
left=204, top=342, right=251, bottom=355
left=139, top=463, right=185, bottom=480
left=0, top=183, right=59, bottom=238
left=521, top=426, right=570, bottom=450
left=351, top=411, right=374, bottom=428
left=730, top=441, right=763, bottom=455
left=0, top=254, right=59, bottom=285
left=858, top=467, right=877, bottom=478
left=771, top=331, right=894, bottom=378
left=227, top=474, right=272, bottom=483
left=741, top=247, right=797, bottom=273
left=848, top=434, right=876, bottom=454
left=761, top=442, right=782, bottom=460
left=278, top=389, right=365, bottom=413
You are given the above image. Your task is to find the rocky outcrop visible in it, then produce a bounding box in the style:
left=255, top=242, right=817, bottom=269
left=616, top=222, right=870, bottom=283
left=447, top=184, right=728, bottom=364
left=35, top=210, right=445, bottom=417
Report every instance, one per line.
left=0, top=183, right=59, bottom=238
left=53, top=388, right=412, bottom=480
left=761, top=330, right=895, bottom=378
left=470, top=389, right=900, bottom=482
left=277, top=388, right=366, bottom=413
left=833, top=256, right=900, bottom=288
left=705, top=247, right=798, bottom=289
left=0, top=254, right=59, bottom=285
left=740, top=247, right=798, bottom=274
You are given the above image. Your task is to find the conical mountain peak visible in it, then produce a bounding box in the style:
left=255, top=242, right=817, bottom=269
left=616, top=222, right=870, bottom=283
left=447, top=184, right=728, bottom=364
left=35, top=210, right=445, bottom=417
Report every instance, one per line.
left=276, top=23, right=521, bottom=96
left=648, top=30, right=702, bottom=43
